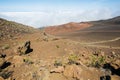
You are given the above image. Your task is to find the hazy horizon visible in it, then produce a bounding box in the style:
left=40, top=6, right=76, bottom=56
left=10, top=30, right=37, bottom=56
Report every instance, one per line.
left=0, top=0, right=120, bottom=28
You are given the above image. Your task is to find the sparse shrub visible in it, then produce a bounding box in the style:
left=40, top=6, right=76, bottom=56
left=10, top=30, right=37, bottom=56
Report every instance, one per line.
left=68, top=54, right=79, bottom=64
left=23, top=58, right=33, bottom=65
left=2, top=44, right=10, bottom=50
left=54, top=60, right=62, bottom=67
left=98, top=56, right=106, bottom=65
left=32, top=72, right=40, bottom=79
left=89, top=54, right=106, bottom=68
left=0, top=70, right=13, bottom=79
left=89, top=55, right=96, bottom=66
left=56, top=45, right=59, bottom=48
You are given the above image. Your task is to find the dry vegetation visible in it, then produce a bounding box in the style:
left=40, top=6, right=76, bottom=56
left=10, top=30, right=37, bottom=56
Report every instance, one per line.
left=0, top=18, right=37, bottom=40
left=0, top=17, right=120, bottom=80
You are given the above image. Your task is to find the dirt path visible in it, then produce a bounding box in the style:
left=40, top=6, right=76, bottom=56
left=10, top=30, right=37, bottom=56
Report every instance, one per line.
left=70, top=37, right=120, bottom=49
left=86, top=44, right=120, bottom=49
left=82, top=37, right=120, bottom=45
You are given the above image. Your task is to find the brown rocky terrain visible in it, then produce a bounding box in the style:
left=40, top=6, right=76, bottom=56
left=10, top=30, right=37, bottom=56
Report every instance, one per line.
left=45, top=22, right=92, bottom=35
left=0, top=18, right=37, bottom=40
left=0, top=17, right=120, bottom=80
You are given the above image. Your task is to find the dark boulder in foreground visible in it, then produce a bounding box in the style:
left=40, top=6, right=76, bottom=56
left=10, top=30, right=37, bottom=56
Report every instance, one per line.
left=17, top=41, right=33, bottom=55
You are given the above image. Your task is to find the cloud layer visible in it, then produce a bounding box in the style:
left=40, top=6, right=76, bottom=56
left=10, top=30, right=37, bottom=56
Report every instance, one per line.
left=0, top=8, right=117, bottom=28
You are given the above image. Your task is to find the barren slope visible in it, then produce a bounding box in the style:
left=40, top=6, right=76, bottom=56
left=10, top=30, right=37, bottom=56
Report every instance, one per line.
left=0, top=32, right=120, bottom=80
left=0, top=18, right=37, bottom=40
left=45, top=22, right=92, bottom=35
left=56, top=16, right=120, bottom=44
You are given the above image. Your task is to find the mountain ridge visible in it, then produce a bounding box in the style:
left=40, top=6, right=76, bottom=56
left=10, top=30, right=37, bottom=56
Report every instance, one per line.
left=0, top=18, right=37, bottom=40
left=45, top=16, right=120, bottom=34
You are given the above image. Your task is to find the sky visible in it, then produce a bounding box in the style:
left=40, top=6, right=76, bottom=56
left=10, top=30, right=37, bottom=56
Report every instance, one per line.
left=0, top=0, right=120, bottom=28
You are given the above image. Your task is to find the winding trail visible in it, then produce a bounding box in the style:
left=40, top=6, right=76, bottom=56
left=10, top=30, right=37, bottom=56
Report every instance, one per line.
left=72, top=37, right=120, bottom=49
left=84, top=37, right=120, bottom=45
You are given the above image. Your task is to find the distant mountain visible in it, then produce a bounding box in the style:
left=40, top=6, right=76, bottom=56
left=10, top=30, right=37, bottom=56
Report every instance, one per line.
left=45, top=22, right=92, bottom=35
left=81, top=16, right=120, bottom=32
left=0, top=18, right=37, bottom=40
left=45, top=16, right=120, bottom=35
left=94, top=16, right=120, bottom=25
left=53, top=16, right=120, bottom=42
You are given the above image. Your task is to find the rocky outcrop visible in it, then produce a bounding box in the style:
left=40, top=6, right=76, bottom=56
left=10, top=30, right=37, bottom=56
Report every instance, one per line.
left=16, top=41, right=33, bottom=55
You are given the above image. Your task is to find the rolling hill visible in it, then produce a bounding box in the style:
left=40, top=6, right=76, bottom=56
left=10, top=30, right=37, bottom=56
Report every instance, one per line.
left=45, top=22, right=92, bottom=35
left=45, top=16, right=120, bottom=35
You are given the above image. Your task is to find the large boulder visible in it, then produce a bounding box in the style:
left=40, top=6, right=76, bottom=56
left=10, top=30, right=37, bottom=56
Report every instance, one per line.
left=63, top=64, right=82, bottom=80
left=111, top=75, right=120, bottom=80
left=0, top=58, right=5, bottom=68
left=16, top=41, right=32, bottom=55
left=111, top=59, right=120, bottom=69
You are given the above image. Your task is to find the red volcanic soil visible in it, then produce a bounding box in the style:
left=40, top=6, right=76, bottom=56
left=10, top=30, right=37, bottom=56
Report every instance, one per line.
left=45, top=16, right=120, bottom=35
left=45, top=22, right=92, bottom=35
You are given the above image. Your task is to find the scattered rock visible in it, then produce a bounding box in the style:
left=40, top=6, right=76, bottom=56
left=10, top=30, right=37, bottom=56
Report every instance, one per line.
left=54, top=60, right=63, bottom=67
left=0, top=76, right=4, bottom=80
left=100, top=75, right=111, bottom=80
left=63, top=64, right=82, bottom=80
left=41, top=69, right=50, bottom=80
left=111, top=51, right=115, bottom=55
left=50, top=66, right=64, bottom=73
left=100, top=51, right=105, bottom=56
left=111, top=75, right=120, bottom=80
left=111, top=60, right=120, bottom=69
left=12, top=56, right=24, bottom=66
left=0, top=54, right=6, bottom=58
left=0, top=71, right=13, bottom=79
